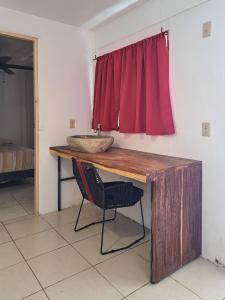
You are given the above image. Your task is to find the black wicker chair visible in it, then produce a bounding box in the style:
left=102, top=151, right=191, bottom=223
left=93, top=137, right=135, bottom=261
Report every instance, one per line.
left=72, top=158, right=145, bottom=255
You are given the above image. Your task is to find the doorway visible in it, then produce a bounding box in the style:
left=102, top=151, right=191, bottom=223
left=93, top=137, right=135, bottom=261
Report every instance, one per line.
left=0, top=31, right=39, bottom=219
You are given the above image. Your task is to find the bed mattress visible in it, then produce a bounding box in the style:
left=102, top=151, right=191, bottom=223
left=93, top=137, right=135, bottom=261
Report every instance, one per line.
left=0, top=144, right=34, bottom=173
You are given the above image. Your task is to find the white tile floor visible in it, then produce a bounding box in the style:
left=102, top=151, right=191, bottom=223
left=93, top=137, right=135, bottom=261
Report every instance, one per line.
left=0, top=182, right=225, bottom=299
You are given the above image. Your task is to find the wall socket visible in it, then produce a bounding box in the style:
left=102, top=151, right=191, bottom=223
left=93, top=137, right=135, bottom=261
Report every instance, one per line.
left=70, top=119, right=75, bottom=129
left=202, top=21, right=212, bottom=38
left=202, top=122, right=210, bottom=137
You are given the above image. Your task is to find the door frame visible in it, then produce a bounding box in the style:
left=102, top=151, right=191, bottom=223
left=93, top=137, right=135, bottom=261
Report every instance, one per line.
left=0, top=31, right=39, bottom=214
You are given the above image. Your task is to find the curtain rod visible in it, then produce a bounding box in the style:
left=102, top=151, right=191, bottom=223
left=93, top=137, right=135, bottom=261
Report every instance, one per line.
left=92, top=27, right=168, bottom=61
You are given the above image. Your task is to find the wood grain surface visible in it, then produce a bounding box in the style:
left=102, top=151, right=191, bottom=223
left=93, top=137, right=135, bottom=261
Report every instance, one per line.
left=151, top=163, right=202, bottom=283
left=49, top=146, right=200, bottom=182
left=151, top=167, right=182, bottom=283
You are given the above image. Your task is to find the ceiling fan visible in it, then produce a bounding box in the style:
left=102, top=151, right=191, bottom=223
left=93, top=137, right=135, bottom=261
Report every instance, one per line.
left=0, top=56, right=33, bottom=75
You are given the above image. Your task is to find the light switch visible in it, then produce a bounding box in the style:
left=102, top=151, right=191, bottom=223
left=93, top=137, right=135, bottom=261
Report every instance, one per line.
left=202, top=122, right=210, bottom=137
left=70, top=119, right=75, bottom=129
left=202, top=21, right=212, bottom=38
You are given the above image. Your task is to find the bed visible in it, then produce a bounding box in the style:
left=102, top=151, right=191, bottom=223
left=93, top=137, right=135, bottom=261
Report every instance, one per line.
left=0, top=139, right=34, bottom=183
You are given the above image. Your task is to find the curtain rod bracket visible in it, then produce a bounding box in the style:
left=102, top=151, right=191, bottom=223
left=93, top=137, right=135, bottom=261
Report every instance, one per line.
left=161, top=27, right=169, bottom=36
left=93, top=54, right=97, bottom=61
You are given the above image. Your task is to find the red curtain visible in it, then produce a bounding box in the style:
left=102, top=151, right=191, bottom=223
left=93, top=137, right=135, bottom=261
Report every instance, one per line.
left=92, top=52, right=121, bottom=131
left=92, top=33, right=175, bottom=135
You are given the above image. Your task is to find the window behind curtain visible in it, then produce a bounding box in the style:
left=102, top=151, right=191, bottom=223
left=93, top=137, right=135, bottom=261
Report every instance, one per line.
left=92, top=33, right=175, bottom=135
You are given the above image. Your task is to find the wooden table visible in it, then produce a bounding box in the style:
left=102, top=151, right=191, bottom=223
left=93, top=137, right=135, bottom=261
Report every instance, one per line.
left=50, top=146, right=202, bottom=283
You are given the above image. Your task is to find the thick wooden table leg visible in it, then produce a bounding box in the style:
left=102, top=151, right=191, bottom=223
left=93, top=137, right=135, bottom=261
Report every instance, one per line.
left=150, top=164, right=202, bottom=283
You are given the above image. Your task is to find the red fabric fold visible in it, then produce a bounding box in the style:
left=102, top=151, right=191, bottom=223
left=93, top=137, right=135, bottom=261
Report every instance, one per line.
left=92, top=53, right=121, bottom=131
left=92, top=33, right=175, bottom=135
left=76, top=160, right=94, bottom=203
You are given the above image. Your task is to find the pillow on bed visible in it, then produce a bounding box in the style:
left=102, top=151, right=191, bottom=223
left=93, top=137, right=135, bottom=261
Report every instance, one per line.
left=0, top=138, right=12, bottom=145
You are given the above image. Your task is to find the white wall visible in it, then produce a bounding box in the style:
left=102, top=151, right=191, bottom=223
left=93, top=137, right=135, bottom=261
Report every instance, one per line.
left=0, top=70, right=34, bottom=148
left=93, top=0, right=225, bottom=266
left=0, top=7, right=93, bottom=213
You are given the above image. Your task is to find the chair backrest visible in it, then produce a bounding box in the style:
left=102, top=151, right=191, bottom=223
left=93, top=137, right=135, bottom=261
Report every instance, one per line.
left=81, top=162, right=105, bottom=208
left=72, top=158, right=105, bottom=207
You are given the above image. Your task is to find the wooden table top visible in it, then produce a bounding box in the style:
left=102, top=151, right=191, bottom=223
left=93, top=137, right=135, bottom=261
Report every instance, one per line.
left=50, top=146, right=201, bottom=183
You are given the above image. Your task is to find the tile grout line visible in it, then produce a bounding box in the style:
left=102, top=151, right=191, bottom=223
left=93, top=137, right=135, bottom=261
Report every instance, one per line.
left=93, top=240, right=148, bottom=267
left=10, top=192, right=32, bottom=216
left=123, top=282, right=150, bottom=299
left=21, top=290, right=49, bottom=300
left=6, top=214, right=100, bottom=242
left=39, top=266, right=92, bottom=291
left=7, top=184, right=32, bottom=212
left=39, top=210, right=149, bottom=266
left=0, top=260, right=27, bottom=272
left=2, top=208, right=150, bottom=267
left=129, top=240, right=151, bottom=263
left=72, top=238, right=123, bottom=267
left=2, top=222, right=49, bottom=300
left=26, top=244, right=71, bottom=263
left=1, top=204, right=151, bottom=299
left=21, top=230, right=128, bottom=297
left=5, top=227, right=53, bottom=242
left=0, top=239, right=13, bottom=247
left=3, top=221, right=97, bottom=298
left=170, top=276, right=205, bottom=300
left=119, top=273, right=206, bottom=300
left=40, top=211, right=150, bottom=297
left=50, top=222, right=129, bottom=267
left=1, top=204, right=149, bottom=265
left=69, top=227, right=149, bottom=268
left=42, top=266, right=118, bottom=296
left=93, top=265, right=125, bottom=298
left=69, top=227, right=151, bottom=298
left=3, top=214, right=35, bottom=226
left=52, top=217, right=142, bottom=268
left=1, top=209, right=123, bottom=297
left=0, top=224, right=184, bottom=300
left=4, top=216, right=123, bottom=263
left=0, top=199, right=218, bottom=300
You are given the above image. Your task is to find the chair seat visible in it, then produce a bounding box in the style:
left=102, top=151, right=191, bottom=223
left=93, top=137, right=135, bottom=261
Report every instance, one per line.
left=104, top=183, right=143, bottom=209
left=103, top=181, right=124, bottom=188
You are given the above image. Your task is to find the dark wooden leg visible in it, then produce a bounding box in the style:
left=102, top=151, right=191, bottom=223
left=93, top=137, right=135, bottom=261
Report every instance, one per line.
left=58, top=156, right=61, bottom=211
left=150, top=164, right=202, bottom=283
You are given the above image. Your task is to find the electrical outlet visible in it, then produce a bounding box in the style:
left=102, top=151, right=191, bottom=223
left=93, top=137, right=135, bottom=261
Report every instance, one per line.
left=70, top=119, right=75, bottom=129
left=202, top=21, right=212, bottom=38
left=202, top=122, right=210, bottom=137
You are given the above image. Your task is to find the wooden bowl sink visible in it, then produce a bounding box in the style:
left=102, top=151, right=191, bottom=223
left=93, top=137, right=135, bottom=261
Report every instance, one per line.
left=67, top=135, right=114, bottom=153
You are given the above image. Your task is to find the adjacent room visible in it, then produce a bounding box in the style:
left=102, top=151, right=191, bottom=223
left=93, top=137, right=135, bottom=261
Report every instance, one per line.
left=0, top=35, right=35, bottom=219
left=0, top=0, right=224, bottom=299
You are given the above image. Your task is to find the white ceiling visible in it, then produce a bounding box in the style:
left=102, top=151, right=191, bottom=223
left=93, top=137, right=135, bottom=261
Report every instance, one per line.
left=0, top=0, right=147, bottom=29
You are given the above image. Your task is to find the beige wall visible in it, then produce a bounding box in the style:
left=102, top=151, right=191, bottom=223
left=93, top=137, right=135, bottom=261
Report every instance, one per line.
left=0, top=6, right=93, bottom=213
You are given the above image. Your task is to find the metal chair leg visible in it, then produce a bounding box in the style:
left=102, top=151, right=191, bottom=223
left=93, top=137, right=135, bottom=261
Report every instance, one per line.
left=140, top=199, right=146, bottom=238
left=100, top=208, right=106, bottom=254
left=74, top=197, right=85, bottom=231
left=74, top=200, right=117, bottom=232
left=101, top=199, right=146, bottom=255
